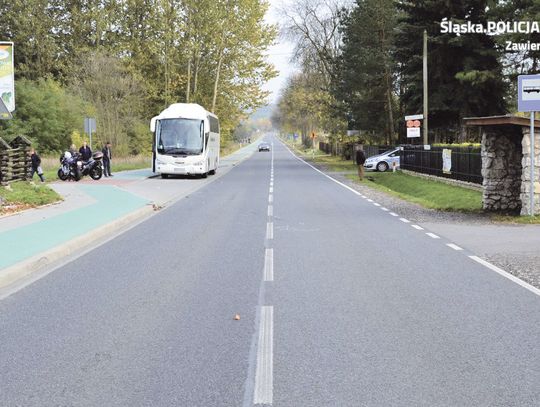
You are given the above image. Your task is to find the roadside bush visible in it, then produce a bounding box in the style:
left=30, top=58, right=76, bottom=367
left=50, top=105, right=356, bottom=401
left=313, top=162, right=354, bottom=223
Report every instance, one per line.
left=0, top=79, right=93, bottom=153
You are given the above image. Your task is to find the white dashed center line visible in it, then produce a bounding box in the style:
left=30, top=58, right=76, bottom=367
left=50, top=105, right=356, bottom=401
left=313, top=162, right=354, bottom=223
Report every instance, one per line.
left=446, top=243, right=463, bottom=251
left=426, top=232, right=440, bottom=239
left=266, top=222, right=273, bottom=240
left=411, top=225, right=424, bottom=230
left=399, top=218, right=410, bottom=223
left=389, top=212, right=399, bottom=217
left=253, top=306, right=274, bottom=404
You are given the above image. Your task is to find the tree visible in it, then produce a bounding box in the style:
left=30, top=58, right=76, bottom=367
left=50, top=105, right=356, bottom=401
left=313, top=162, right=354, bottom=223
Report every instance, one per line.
left=395, top=0, right=507, bottom=142
left=0, top=79, right=91, bottom=153
left=335, top=0, right=398, bottom=144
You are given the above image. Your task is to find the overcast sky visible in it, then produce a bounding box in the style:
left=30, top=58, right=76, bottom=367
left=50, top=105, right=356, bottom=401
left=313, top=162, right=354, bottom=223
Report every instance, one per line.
left=262, top=0, right=297, bottom=105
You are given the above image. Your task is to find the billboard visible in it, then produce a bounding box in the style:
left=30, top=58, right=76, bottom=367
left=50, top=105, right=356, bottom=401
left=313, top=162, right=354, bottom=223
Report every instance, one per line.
left=0, top=42, right=15, bottom=113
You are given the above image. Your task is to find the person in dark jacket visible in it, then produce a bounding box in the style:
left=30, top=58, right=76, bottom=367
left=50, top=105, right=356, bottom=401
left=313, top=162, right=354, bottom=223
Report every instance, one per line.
left=102, top=141, right=113, bottom=177
left=29, top=148, right=45, bottom=182
left=79, top=141, right=92, bottom=161
left=355, top=145, right=366, bottom=181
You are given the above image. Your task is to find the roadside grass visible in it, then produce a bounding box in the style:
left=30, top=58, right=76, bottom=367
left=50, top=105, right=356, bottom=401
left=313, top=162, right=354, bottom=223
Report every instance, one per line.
left=346, top=172, right=483, bottom=212
left=111, top=155, right=151, bottom=172
left=493, top=215, right=540, bottom=224
left=306, top=153, right=482, bottom=212
left=0, top=181, right=61, bottom=215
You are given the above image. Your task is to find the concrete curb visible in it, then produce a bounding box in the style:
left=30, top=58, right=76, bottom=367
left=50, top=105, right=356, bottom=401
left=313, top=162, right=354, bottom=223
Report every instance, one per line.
left=0, top=204, right=154, bottom=291
left=0, top=141, right=261, bottom=295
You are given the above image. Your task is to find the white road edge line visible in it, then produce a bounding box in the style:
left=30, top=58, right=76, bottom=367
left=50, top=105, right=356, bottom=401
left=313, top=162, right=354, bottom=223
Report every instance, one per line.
left=381, top=207, right=389, bottom=211
left=399, top=218, right=410, bottom=223
left=426, top=232, right=440, bottom=239
left=281, top=143, right=363, bottom=197
left=446, top=243, right=463, bottom=251
left=367, top=199, right=374, bottom=203
left=269, top=187, right=273, bottom=194
left=373, top=203, right=381, bottom=207
left=266, top=222, right=273, bottom=240
left=268, top=205, right=273, bottom=217
left=389, top=212, right=399, bottom=217
left=469, top=256, right=540, bottom=297
left=268, top=195, right=273, bottom=203
left=264, top=248, right=273, bottom=281
left=411, top=225, right=424, bottom=230
left=253, top=306, right=274, bottom=405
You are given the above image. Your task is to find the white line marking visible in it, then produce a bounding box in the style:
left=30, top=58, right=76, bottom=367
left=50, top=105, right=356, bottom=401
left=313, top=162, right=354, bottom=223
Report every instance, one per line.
left=389, top=212, right=399, bottom=217
left=469, top=256, right=540, bottom=297
left=266, top=222, right=273, bottom=240
left=280, top=144, right=364, bottom=197
left=411, top=225, right=424, bottom=230
left=446, top=243, right=463, bottom=251
left=254, top=306, right=273, bottom=404
left=264, top=249, right=273, bottom=281
left=381, top=207, right=389, bottom=212
left=399, top=218, right=410, bottom=223
left=268, top=206, right=273, bottom=217
left=426, top=232, right=440, bottom=239
left=270, top=182, right=273, bottom=187
left=268, top=195, right=273, bottom=203
left=367, top=199, right=374, bottom=203
left=373, top=203, right=381, bottom=207
left=269, top=187, right=273, bottom=194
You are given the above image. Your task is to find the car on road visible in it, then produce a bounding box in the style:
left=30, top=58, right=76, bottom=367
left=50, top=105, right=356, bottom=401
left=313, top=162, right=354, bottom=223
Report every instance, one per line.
left=363, top=149, right=400, bottom=172
left=258, top=142, right=271, bottom=152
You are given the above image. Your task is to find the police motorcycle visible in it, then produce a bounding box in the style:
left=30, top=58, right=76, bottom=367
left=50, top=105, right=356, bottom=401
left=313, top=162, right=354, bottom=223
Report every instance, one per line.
left=57, top=151, right=82, bottom=181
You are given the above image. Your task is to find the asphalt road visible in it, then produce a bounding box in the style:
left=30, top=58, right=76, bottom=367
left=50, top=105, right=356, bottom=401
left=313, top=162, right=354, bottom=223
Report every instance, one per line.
left=1, top=136, right=539, bottom=406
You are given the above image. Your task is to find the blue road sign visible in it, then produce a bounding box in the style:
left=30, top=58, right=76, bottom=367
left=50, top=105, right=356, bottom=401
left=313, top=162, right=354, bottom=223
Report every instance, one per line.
left=518, top=74, right=540, bottom=112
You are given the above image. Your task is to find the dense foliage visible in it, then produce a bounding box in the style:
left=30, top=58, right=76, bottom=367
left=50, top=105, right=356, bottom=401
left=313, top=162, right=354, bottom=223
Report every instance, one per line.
left=274, top=0, right=539, bottom=145
left=0, top=0, right=276, bottom=154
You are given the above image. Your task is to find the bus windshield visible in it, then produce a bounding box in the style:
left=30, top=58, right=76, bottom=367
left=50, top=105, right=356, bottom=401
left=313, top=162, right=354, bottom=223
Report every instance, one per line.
left=157, top=118, right=204, bottom=155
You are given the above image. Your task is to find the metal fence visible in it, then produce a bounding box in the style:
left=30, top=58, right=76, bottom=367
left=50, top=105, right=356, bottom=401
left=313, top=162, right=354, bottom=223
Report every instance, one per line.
left=400, top=145, right=482, bottom=184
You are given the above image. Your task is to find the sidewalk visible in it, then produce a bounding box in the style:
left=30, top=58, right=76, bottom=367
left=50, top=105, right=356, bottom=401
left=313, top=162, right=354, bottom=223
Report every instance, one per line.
left=0, top=141, right=261, bottom=289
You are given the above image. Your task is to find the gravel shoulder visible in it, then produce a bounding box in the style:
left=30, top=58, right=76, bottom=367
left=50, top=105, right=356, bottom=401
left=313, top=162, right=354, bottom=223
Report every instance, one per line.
left=307, top=161, right=540, bottom=290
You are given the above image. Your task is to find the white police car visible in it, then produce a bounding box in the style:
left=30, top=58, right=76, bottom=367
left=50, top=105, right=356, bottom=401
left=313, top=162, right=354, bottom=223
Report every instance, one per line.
left=363, top=149, right=400, bottom=172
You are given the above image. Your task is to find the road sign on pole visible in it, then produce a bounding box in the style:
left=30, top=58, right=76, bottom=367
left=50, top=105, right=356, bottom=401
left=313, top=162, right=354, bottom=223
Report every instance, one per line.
left=518, top=74, right=540, bottom=215
left=84, top=117, right=97, bottom=148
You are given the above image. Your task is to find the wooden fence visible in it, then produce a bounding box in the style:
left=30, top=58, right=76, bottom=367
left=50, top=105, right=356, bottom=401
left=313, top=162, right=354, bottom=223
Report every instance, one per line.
left=0, top=136, right=32, bottom=186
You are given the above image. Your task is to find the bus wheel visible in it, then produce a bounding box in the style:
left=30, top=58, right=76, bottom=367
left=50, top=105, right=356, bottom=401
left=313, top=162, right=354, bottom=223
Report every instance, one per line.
left=201, top=172, right=208, bottom=178
left=161, top=173, right=168, bottom=179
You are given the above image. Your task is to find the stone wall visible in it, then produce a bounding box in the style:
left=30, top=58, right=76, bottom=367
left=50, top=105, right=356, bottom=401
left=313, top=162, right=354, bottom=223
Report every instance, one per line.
left=481, top=129, right=522, bottom=212
left=520, top=129, right=540, bottom=216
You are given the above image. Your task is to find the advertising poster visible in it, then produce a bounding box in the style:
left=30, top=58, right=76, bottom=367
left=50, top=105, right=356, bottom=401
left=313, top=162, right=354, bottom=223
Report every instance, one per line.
left=0, top=42, right=15, bottom=113
left=442, top=148, right=452, bottom=174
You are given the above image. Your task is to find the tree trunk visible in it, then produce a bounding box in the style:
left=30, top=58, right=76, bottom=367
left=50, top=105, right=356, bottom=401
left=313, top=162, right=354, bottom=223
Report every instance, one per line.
left=211, top=52, right=224, bottom=113
left=193, top=52, right=201, bottom=97
left=186, top=57, right=192, bottom=103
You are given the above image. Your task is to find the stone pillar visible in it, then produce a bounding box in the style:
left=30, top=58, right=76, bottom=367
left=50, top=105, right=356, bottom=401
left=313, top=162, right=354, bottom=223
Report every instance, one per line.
left=520, top=128, right=540, bottom=215
left=481, top=130, right=522, bottom=212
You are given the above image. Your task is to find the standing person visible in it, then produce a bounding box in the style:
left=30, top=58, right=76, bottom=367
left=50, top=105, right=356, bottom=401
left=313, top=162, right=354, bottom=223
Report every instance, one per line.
left=29, top=148, right=45, bottom=182
left=355, top=145, right=366, bottom=181
left=79, top=140, right=92, bottom=161
left=102, top=141, right=113, bottom=177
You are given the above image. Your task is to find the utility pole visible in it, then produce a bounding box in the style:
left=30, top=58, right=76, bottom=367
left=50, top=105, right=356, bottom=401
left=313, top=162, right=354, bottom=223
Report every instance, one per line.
left=423, top=29, right=428, bottom=145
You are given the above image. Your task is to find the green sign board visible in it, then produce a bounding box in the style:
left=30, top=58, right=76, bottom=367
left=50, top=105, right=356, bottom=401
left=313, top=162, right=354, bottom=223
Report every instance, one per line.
left=0, top=42, right=15, bottom=114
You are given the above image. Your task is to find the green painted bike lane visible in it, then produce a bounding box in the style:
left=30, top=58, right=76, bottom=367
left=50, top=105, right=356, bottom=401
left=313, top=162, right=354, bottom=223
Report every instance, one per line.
left=0, top=185, right=149, bottom=270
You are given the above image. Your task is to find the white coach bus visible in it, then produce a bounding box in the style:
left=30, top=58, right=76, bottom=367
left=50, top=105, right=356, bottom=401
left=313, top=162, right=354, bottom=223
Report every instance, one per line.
left=150, top=103, right=220, bottom=178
